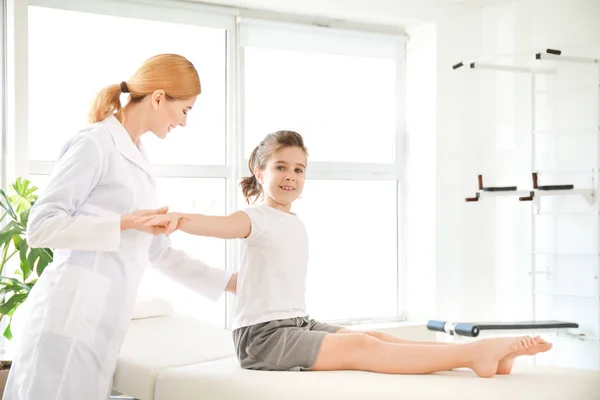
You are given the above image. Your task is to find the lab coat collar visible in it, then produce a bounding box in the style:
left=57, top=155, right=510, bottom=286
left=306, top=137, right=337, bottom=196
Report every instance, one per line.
left=105, top=115, right=155, bottom=178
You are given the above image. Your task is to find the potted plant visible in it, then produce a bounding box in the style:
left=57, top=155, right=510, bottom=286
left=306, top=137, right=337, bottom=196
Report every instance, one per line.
left=0, top=178, right=52, bottom=392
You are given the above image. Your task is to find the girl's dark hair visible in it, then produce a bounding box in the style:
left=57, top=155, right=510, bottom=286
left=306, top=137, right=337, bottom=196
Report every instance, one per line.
left=240, top=130, right=308, bottom=204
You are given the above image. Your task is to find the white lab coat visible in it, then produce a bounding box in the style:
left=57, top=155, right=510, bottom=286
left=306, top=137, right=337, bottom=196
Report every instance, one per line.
left=3, top=115, right=231, bottom=400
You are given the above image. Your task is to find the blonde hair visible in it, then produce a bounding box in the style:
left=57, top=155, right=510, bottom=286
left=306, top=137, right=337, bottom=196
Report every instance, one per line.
left=88, top=54, right=201, bottom=123
left=240, top=130, right=308, bottom=204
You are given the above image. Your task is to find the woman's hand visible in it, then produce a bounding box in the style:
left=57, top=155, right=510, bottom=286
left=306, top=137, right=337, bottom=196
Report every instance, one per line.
left=136, top=212, right=184, bottom=236
left=121, top=206, right=170, bottom=235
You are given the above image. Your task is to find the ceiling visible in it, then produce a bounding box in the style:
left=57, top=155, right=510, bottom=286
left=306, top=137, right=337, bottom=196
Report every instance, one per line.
left=184, top=0, right=519, bottom=26
left=442, top=0, right=516, bottom=4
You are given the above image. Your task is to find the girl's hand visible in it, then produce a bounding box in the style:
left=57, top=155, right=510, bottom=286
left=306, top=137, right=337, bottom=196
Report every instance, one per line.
left=225, top=272, right=238, bottom=295
left=121, top=206, right=169, bottom=235
left=136, top=212, right=184, bottom=236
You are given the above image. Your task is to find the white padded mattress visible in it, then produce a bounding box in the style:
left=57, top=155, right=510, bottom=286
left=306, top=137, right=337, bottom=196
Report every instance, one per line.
left=155, top=357, right=600, bottom=400
left=116, top=306, right=600, bottom=400
left=114, top=315, right=235, bottom=400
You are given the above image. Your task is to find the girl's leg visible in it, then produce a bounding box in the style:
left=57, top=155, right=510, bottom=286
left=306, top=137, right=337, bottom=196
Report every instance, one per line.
left=334, top=329, right=551, bottom=375
left=336, top=329, right=446, bottom=345
left=310, top=334, right=537, bottom=377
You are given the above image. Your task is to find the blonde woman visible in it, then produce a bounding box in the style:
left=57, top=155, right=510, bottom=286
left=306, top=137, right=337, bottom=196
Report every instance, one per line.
left=3, top=54, right=236, bottom=400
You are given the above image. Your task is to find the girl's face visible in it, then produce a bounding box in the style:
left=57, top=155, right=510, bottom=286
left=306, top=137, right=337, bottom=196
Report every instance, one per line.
left=256, top=146, right=307, bottom=213
left=148, top=90, right=196, bottom=139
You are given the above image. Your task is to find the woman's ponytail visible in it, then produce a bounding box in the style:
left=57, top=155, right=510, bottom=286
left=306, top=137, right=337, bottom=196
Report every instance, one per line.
left=88, top=83, right=125, bottom=123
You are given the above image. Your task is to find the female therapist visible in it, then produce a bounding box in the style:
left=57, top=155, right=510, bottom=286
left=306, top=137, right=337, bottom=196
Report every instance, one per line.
left=3, top=54, right=236, bottom=400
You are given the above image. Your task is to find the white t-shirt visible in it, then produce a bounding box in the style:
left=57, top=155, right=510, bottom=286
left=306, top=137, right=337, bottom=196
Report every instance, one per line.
left=233, top=204, right=309, bottom=330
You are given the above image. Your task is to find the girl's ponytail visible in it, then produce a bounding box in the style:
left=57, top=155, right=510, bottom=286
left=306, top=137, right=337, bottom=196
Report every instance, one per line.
left=240, top=146, right=262, bottom=204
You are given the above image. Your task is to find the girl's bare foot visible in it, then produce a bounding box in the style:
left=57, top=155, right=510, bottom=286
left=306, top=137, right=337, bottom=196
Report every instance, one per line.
left=496, top=336, right=553, bottom=375
left=468, top=336, right=534, bottom=378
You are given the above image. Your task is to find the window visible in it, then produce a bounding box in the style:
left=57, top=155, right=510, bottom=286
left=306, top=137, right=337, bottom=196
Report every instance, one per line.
left=27, top=2, right=234, bottom=327
left=28, top=5, right=226, bottom=165
left=240, top=19, right=406, bottom=322
left=244, top=47, right=397, bottom=163
left=294, top=181, right=399, bottom=321
left=23, top=2, right=406, bottom=327
left=138, top=178, right=227, bottom=326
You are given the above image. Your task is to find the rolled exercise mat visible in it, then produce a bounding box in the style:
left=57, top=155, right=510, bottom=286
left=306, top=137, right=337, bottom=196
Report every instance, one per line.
left=426, top=320, right=579, bottom=337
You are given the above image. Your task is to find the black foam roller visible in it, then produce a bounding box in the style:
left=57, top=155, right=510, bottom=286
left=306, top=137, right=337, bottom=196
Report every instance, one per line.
left=455, top=323, right=480, bottom=337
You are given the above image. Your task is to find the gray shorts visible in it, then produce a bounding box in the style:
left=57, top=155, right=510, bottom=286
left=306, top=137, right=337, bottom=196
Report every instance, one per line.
left=232, top=316, right=343, bottom=371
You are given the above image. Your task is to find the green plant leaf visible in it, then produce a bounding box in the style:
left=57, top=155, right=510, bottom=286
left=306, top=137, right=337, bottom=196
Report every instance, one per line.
left=0, top=226, right=22, bottom=247
left=26, top=249, right=40, bottom=277
left=0, top=178, right=51, bottom=333
left=25, top=279, right=37, bottom=290
left=0, top=190, right=18, bottom=221
left=17, top=237, right=30, bottom=277
left=19, top=239, right=28, bottom=263
left=20, top=260, right=31, bottom=282
left=0, top=276, right=29, bottom=293
left=36, top=250, right=52, bottom=276
left=0, top=284, right=24, bottom=295
left=0, top=293, right=27, bottom=315
left=6, top=304, right=20, bottom=318
left=12, top=179, right=38, bottom=209
left=14, top=178, right=38, bottom=197
left=3, top=322, right=12, bottom=340
left=9, top=196, right=30, bottom=216
left=26, top=248, right=52, bottom=278
left=19, top=208, right=31, bottom=227
left=0, top=178, right=37, bottom=231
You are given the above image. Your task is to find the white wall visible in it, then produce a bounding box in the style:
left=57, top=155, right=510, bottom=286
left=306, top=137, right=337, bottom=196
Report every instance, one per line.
left=404, top=23, right=438, bottom=322
left=406, top=11, right=483, bottom=322
left=436, top=0, right=600, bottom=369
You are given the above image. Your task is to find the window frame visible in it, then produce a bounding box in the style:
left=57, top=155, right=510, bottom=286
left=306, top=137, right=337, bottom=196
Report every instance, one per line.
left=12, top=0, right=408, bottom=328
left=0, top=0, right=6, bottom=191
left=237, top=17, right=408, bottom=324
left=0, top=0, right=6, bottom=354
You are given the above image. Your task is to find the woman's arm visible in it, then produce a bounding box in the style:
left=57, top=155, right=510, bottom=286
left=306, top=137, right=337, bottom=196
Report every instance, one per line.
left=27, top=135, right=120, bottom=251
left=27, top=134, right=166, bottom=251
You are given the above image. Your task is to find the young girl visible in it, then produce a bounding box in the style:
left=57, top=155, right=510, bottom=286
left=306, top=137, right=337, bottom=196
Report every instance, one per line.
left=139, top=130, right=552, bottom=378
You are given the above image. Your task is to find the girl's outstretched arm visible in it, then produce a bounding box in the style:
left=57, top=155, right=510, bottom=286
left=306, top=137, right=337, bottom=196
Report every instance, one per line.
left=138, top=211, right=251, bottom=239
